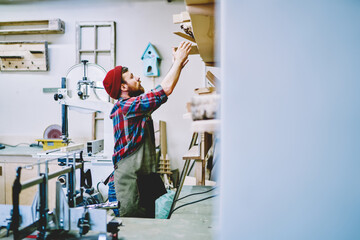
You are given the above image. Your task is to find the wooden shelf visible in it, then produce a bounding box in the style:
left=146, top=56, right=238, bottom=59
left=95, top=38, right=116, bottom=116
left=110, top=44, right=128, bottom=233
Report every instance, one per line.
left=191, top=119, right=220, bottom=133
left=173, top=11, right=191, bottom=24
left=206, top=70, right=219, bottom=86
left=173, top=32, right=196, bottom=43
left=0, top=19, right=65, bottom=35
left=174, top=45, right=199, bottom=55
left=183, top=145, right=201, bottom=160
left=185, top=0, right=215, bottom=65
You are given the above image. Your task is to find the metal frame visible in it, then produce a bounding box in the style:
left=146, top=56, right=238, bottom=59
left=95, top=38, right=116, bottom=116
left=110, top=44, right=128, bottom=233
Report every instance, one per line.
left=9, top=152, right=83, bottom=239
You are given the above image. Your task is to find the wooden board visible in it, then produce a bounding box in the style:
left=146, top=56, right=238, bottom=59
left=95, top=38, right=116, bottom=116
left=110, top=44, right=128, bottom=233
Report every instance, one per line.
left=188, top=13, right=215, bottom=63
left=160, top=121, right=167, bottom=159
left=0, top=19, right=65, bottom=35
left=0, top=41, right=49, bottom=71
left=206, top=70, right=219, bottom=86
left=183, top=0, right=215, bottom=64
left=173, top=32, right=196, bottom=43
left=183, top=145, right=202, bottom=160
left=173, top=11, right=191, bottom=24
left=0, top=163, right=4, bottom=204
left=174, top=45, right=199, bottom=55
left=185, top=0, right=214, bottom=4
left=187, top=3, right=214, bottom=16
left=194, top=87, right=216, bottom=95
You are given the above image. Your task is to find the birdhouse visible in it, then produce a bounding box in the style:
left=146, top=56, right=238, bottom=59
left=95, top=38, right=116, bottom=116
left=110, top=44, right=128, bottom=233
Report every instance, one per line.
left=141, top=43, right=161, bottom=77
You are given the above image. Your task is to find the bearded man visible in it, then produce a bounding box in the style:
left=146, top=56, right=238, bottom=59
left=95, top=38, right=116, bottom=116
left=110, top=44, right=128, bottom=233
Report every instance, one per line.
left=103, top=41, right=192, bottom=217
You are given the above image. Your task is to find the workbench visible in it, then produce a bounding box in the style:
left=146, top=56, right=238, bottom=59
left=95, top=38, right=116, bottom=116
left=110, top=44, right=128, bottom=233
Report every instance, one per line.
left=0, top=145, right=43, bottom=205
left=0, top=185, right=218, bottom=240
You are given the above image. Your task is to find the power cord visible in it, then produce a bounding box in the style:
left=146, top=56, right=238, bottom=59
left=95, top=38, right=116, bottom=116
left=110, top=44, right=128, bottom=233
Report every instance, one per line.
left=175, top=187, right=217, bottom=202
left=170, top=194, right=219, bottom=215
left=0, top=142, right=29, bottom=147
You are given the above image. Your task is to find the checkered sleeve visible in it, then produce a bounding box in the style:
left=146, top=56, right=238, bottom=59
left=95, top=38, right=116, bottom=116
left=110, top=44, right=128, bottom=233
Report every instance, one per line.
left=120, top=85, right=168, bottom=118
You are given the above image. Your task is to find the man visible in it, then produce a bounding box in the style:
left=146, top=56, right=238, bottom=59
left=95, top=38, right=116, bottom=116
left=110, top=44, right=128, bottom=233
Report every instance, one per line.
left=103, top=41, right=192, bottom=217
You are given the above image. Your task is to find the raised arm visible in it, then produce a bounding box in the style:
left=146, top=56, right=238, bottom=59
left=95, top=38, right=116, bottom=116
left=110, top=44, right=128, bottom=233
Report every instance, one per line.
left=160, top=41, right=192, bottom=96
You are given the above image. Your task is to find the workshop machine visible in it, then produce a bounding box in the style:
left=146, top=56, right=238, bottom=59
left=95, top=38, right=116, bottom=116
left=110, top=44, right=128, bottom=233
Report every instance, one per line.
left=51, top=60, right=115, bottom=190
left=0, top=61, right=120, bottom=239
left=0, top=150, right=121, bottom=239
left=54, top=60, right=114, bottom=159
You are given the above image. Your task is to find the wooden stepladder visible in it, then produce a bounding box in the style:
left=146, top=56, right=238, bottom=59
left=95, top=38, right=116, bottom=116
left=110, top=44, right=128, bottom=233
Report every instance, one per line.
left=168, top=131, right=213, bottom=218
left=157, top=121, right=173, bottom=188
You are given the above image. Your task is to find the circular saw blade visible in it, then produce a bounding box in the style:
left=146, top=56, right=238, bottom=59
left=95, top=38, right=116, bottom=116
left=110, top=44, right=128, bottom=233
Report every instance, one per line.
left=43, top=124, right=62, bottom=139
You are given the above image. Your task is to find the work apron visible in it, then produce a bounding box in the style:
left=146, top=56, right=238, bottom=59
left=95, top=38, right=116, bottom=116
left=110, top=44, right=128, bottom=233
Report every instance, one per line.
left=114, top=117, right=157, bottom=217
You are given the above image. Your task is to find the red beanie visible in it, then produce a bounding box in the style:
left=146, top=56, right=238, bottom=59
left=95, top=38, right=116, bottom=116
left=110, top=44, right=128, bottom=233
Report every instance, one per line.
left=103, top=66, right=123, bottom=99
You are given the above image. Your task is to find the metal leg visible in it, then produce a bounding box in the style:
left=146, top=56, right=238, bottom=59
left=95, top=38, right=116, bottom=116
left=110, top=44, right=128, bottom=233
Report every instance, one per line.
left=167, top=159, right=191, bottom=219
left=11, top=167, right=22, bottom=239
left=37, top=174, right=48, bottom=240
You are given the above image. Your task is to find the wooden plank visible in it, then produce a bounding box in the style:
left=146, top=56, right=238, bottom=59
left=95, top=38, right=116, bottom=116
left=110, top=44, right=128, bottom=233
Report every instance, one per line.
left=174, top=45, right=199, bottom=55
left=188, top=13, right=214, bottom=63
left=173, top=32, right=196, bottom=43
left=160, top=121, right=167, bottom=159
left=187, top=3, right=214, bottom=16
left=183, top=145, right=202, bottom=160
left=185, top=0, right=214, bottom=4
left=194, top=160, right=205, bottom=185
left=0, top=19, right=64, bottom=35
left=206, top=70, right=219, bottom=86
left=0, top=56, right=23, bottom=59
left=194, top=87, right=216, bottom=95
left=173, top=11, right=191, bottom=24
left=0, top=164, right=4, bottom=204
left=191, top=119, right=220, bottom=133
left=184, top=0, right=215, bottom=64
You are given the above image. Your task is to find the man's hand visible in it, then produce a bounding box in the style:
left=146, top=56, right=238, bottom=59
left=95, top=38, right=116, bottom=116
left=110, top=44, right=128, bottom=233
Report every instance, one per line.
left=161, top=41, right=192, bottom=96
left=172, top=41, right=192, bottom=68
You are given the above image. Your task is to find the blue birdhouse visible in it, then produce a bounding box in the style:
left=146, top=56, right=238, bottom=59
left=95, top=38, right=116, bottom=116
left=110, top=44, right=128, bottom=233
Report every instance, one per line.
left=141, top=43, right=161, bottom=77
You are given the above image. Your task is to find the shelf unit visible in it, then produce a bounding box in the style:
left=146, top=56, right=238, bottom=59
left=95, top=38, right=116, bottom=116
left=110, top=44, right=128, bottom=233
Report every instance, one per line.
left=172, top=0, right=218, bottom=187
left=185, top=0, right=215, bottom=66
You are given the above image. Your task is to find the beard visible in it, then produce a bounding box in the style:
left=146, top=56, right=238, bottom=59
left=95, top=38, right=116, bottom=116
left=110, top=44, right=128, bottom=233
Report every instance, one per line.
left=128, top=85, right=145, bottom=97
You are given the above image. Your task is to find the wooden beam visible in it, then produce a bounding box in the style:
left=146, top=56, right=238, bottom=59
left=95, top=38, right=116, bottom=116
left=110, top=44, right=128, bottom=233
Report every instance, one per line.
left=173, top=32, right=196, bottom=43
left=160, top=121, right=167, bottom=159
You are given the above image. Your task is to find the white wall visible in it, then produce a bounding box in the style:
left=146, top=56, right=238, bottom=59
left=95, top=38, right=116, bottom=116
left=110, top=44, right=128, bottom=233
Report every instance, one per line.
left=0, top=0, right=204, bottom=171
left=220, top=0, right=360, bottom=239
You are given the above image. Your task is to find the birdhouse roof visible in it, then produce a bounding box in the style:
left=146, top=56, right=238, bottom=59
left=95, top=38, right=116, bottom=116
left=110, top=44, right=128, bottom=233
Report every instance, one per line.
left=141, top=42, right=161, bottom=60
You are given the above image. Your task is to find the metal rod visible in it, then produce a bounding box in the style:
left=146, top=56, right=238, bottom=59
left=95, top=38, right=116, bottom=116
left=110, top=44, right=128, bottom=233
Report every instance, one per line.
left=20, top=151, right=82, bottom=169
left=21, top=163, right=82, bottom=190
left=21, top=176, right=44, bottom=190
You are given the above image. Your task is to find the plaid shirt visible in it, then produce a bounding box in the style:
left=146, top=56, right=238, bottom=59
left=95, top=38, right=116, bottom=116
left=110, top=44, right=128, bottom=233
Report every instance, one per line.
left=110, top=85, right=168, bottom=165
